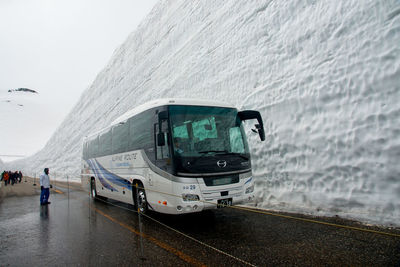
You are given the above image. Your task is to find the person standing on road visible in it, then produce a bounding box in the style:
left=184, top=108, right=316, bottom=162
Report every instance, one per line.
left=13, top=171, right=19, bottom=184
left=10, top=171, right=15, bottom=185
left=0, top=171, right=4, bottom=187
left=3, top=171, right=9, bottom=186
left=40, top=168, right=51, bottom=205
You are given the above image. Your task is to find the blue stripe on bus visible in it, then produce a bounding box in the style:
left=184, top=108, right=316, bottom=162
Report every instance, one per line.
left=87, top=159, right=118, bottom=192
left=94, top=160, right=132, bottom=191
left=244, top=177, right=253, bottom=184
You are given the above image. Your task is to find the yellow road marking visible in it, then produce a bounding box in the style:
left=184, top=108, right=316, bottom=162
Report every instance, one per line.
left=132, top=186, right=400, bottom=239
left=53, top=183, right=83, bottom=191
left=53, top=189, right=64, bottom=194
left=233, top=206, right=400, bottom=238
left=92, top=206, right=207, bottom=267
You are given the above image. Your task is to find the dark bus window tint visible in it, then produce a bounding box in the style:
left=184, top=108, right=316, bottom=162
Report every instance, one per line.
left=128, top=110, right=153, bottom=151
left=112, top=122, right=129, bottom=154
left=99, top=130, right=112, bottom=156
left=83, top=141, right=88, bottom=159
left=89, top=136, right=99, bottom=158
left=229, top=127, right=245, bottom=153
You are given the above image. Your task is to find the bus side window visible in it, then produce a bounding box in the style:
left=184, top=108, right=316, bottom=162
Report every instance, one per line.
left=89, top=136, right=99, bottom=159
left=83, top=142, right=88, bottom=160
left=129, top=110, right=154, bottom=152
left=112, top=122, right=129, bottom=154
left=99, top=130, right=112, bottom=156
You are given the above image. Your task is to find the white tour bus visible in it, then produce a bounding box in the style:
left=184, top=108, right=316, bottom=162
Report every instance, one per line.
left=81, top=98, right=265, bottom=214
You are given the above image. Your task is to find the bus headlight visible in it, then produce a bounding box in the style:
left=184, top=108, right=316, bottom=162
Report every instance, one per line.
left=182, top=194, right=200, bottom=202
left=245, top=184, right=254, bottom=194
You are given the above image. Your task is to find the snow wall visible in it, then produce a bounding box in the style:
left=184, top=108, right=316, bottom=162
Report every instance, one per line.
left=8, top=0, right=400, bottom=226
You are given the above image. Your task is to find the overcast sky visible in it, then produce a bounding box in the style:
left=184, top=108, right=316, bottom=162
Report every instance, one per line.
left=0, top=0, right=158, bottom=163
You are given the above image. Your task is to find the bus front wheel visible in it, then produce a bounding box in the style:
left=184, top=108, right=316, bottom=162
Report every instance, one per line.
left=90, top=179, right=97, bottom=199
left=133, top=182, right=148, bottom=214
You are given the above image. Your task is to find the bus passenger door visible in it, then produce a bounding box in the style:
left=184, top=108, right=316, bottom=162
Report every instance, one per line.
left=154, top=120, right=172, bottom=173
left=152, top=116, right=173, bottom=209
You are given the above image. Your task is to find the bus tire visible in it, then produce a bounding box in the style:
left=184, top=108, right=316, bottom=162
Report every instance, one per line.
left=90, top=178, right=97, bottom=200
left=133, top=182, right=148, bottom=214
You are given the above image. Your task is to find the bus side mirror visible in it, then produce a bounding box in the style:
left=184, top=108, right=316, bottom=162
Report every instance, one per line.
left=158, top=111, right=168, bottom=123
left=255, top=124, right=265, bottom=141
left=238, top=110, right=265, bottom=141
left=157, top=132, right=165, bottom=146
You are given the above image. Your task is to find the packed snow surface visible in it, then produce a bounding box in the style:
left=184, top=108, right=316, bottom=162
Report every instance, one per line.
left=7, top=0, right=400, bottom=226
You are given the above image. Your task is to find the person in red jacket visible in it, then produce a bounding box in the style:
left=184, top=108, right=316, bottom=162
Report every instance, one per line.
left=3, top=171, right=9, bottom=186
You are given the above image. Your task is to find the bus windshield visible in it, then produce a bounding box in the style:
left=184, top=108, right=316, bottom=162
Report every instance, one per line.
left=169, top=105, right=250, bottom=174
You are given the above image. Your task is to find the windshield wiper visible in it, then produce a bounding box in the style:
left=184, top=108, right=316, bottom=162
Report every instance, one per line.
left=198, top=150, right=228, bottom=154
left=197, top=150, right=249, bottom=160
left=223, top=152, right=249, bottom=160
left=190, top=151, right=218, bottom=165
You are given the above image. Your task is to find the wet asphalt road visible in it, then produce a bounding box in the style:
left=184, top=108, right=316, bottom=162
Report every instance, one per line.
left=1, top=183, right=400, bottom=266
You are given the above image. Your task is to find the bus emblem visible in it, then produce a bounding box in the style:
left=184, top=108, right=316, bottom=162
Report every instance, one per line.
left=217, top=160, right=227, bottom=168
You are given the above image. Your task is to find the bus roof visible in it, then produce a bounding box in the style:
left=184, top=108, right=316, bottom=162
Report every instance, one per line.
left=84, top=98, right=236, bottom=141
left=112, top=98, right=236, bottom=125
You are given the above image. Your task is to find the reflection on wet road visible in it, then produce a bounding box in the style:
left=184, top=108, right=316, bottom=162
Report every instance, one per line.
left=1, top=184, right=399, bottom=266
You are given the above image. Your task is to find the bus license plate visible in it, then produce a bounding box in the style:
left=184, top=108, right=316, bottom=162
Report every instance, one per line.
left=217, top=198, right=232, bottom=208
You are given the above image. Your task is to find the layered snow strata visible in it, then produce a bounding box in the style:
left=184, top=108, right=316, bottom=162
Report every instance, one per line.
left=8, top=0, right=400, bottom=226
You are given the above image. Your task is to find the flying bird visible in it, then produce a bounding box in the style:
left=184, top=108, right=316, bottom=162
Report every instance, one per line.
left=8, top=88, right=38, bottom=94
